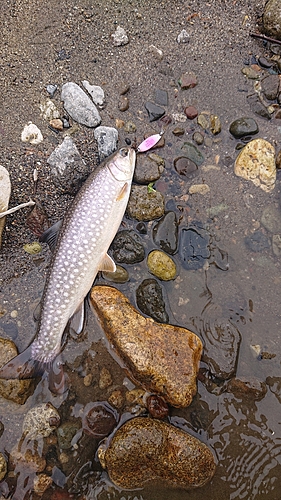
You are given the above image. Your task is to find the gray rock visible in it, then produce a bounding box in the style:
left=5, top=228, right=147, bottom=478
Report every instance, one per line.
left=134, top=155, right=164, bottom=184
left=46, top=84, right=58, bottom=98
left=82, top=80, right=105, bottom=106
left=263, top=0, right=281, bottom=40
left=111, top=26, right=129, bottom=46
left=136, top=279, right=169, bottom=323
left=229, top=117, right=259, bottom=138
left=177, top=29, right=190, bottom=43
left=47, top=136, right=91, bottom=195
left=247, top=94, right=271, bottom=120
left=145, top=101, right=165, bottom=122
left=94, top=126, right=118, bottom=161
left=127, top=185, right=165, bottom=221
left=61, top=82, right=101, bottom=127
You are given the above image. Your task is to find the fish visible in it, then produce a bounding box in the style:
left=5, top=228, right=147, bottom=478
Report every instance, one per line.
left=0, top=147, right=136, bottom=387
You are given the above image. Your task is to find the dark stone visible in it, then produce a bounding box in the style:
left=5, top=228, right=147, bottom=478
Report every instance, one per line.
left=112, top=230, right=145, bottom=264
left=136, top=278, right=169, bottom=323
left=174, top=157, right=198, bottom=179
left=258, top=56, right=273, bottom=68
left=153, top=211, right=178, bottom=255
left=246, top=94, right=271, bottom=120
left=261, top=74, right=280, bottom=100
left=229, top=117, right=259, bottom=138
left=179, top=226, right=210, bottom=270
left=201, top=318, right=241, bottom=380
left=136, top=222, right=147, bottom=234
left=146, top=394, right=169, bottom=419
left=155, top=89, right=168, bottom=106
left=145, top=102, right=165, bottom=122
left=244, top=231, right=270, bottom=252
left=82, top=402, right=118, bottom=439
left=184, top=106, right=198, bottom=119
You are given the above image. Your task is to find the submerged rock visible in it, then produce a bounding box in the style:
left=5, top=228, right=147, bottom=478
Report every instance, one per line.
left=153, top=211, right=178, bottom=255
left=61, top=82, right=101, bottom=127
left=111, top=230, right=145, bottom=264
left=179, top=226, right=210, bottom=270
left=147, top=250, right=177, bottom=281
left=201, top=319, right=241, bottom=380
left=229, top=117, right=259, bottom=139
left=99, top=417, right=216, bottom=489
left=234, top=138, right=276, bottom=192
left=136, top=278, right=169, bottom=323
left=82, top=402, right=118, bottom=439
left=134, top=155, right=164, bottom=184
left=23, top=403, right=60, bottom=440
left=0, top=338, right=35, bottom=404
left=127, top=185, right=165, bottom=221
left=90, top=286, right=202, bottom=407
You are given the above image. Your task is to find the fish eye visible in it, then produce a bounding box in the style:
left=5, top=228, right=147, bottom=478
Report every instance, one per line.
left=120, top=148, right=129, bottom=157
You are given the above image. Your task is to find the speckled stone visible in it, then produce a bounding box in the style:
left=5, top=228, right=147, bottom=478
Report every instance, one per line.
left=147, top=250, right=177, bottom=280
left=127, top=185, right=165, bottom=221
left=99, top=417, right=216, bottom=489
left=90, top=286, right=203, bottom=408
left=22, top=403, right=60, bottom=440
left=234, top=138, right=276, bottom=192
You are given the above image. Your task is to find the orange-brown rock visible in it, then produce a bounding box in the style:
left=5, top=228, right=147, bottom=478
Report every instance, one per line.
left=90, top=286, right=203, bottom=408
left=98, top=417, right=216, bottom=489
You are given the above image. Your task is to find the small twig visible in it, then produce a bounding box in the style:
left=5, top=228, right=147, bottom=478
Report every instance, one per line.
left=250, top=32, right=281, bottom=47
left=0, top=200, right=35, bottom=218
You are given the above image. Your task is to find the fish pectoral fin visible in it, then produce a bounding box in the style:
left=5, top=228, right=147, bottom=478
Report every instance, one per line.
left=39, top=220, right=63, bottom=252
left=99, top=253, right=116, bottom=273
left=116, top=182, right=129, bottom=201
left=69, top=301, right=85, bottom=336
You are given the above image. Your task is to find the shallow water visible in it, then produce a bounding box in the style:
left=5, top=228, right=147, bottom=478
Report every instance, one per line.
left=1, top=0, right=281, bottom=497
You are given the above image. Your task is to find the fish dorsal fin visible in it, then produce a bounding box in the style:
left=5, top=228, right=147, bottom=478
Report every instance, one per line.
left=99, top=253, right=116, bottom=272
left=39, top=220, right=63, bottom=252
left=116, top=182, right=129, bottom=202
left=69, top=301, right=85, bottom=336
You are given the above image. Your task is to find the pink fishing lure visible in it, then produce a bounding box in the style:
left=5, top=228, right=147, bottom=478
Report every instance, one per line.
left=137, top=132, right=163, bottom=153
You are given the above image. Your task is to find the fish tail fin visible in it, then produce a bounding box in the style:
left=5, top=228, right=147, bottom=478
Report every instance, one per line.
left=0, top=345, right=45, bottom=380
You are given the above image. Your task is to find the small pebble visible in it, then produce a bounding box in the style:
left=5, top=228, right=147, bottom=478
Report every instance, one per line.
left=172, top=127, right=184, bottom=136
left=46, top=84, right=58, bottom=98
left=118, top=96, right=129, bottom=111
left=49, top=119, right=63, bottom=131
left=193, top=131, right=204, bottom=145
left=184, top=106, right=198, bottom=119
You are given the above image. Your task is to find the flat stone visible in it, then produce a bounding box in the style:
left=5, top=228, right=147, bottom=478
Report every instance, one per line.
left=189, top=183, right=210, bottom=195
left=94, top=126, right=118, bottom=161
left=229, top=117, right=259, bottom=138
left=263, top=0, right=281, bottom=40
left=261, top=204, right=281, bottom=233
left=181, top=141, right=205, bottom=166
left=90, top=286, right=203, bottom=407
left=234, top=138, right=276, bottom=192
left=99, top=417, right=216, bottom=489
left=155, top=89, right=168, bottom=106
left=127, top=185, right=165, bottom=221
left=145, top=101, right=165, bottom=122
left=153, top=211, right=178, bottom=255
left=61, top=82, right=101, bottom=127
left=0, top=338, right=35, bottom=404
left=82, top=81, right=104, bottom=105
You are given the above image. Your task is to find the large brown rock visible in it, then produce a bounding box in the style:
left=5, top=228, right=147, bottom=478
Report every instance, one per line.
left=263, top=0, right=281, bottom=40
left=90, top=286, right=202, bottom=407
left=98, top=417, right=216, bottom=489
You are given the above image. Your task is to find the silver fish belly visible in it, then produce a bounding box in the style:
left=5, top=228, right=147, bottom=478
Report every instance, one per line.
left=0, top=147, right=136, bottom=378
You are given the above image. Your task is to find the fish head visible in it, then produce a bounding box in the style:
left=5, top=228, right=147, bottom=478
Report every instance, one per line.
left=107, top=147, right=136, bottom=181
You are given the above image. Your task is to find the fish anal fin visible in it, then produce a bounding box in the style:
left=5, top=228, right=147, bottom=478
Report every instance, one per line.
left=116, top=182, right=129, bottom=202
left=39, top=220, right=63, bottom=252
left=0, top=346, right=43, bottom=380
left=69, top=301, right=85, bottom=336
left=99, top=253, right=116, bottom=273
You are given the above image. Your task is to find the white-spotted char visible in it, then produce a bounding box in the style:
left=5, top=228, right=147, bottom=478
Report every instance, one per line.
left=0, top=147, right=136, bottom=386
